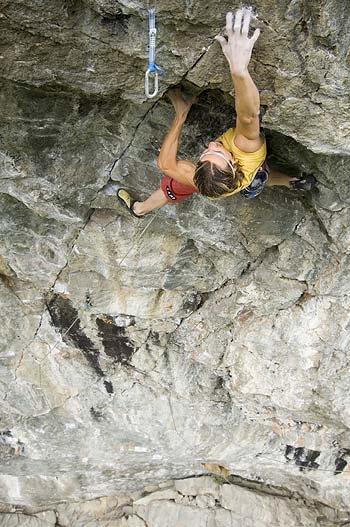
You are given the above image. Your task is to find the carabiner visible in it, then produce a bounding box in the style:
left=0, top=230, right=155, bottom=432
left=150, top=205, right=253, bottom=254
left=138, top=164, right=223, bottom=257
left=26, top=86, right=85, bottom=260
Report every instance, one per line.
left=145, top=68, right=159, bottom=98
left=145, top=7, right=164, bottom=99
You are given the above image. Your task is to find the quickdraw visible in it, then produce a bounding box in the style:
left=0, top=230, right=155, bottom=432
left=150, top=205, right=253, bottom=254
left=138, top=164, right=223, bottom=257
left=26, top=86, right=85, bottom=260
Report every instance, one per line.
left=144, top=8, right=164, bottom=98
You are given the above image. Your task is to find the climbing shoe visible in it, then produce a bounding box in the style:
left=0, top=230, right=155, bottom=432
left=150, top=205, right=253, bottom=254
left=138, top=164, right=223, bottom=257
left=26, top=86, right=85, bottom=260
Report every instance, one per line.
left=117, top=189, right=143, bottom=218
left=290, top=173, right=317, bottom=191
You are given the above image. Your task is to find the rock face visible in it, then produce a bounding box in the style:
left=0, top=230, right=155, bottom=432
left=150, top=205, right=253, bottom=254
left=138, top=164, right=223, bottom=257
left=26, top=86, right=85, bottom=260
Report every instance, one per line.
left=2, top=475, right=345, bottom=527
left=1, top=0, right=350, bottom=524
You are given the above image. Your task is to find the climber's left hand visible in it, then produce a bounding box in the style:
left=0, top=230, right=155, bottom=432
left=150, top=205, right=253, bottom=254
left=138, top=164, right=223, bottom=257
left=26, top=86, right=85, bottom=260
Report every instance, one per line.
left=215, top=9, right=260, bottom=77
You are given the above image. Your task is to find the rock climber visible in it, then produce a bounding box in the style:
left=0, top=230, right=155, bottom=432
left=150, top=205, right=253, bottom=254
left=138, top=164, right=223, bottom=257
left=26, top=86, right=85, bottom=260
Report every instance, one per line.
left=117, top=8, right=317, bottom=218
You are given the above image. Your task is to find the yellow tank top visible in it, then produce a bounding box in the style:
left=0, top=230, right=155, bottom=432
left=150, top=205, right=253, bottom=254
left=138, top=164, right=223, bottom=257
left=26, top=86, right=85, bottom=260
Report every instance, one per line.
left=216, top=128, right=267, bottom=196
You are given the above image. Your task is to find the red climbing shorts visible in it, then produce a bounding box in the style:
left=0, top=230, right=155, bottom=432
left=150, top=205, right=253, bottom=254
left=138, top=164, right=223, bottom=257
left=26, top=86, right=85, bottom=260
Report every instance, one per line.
left=160, top=176, right=198, bottom=203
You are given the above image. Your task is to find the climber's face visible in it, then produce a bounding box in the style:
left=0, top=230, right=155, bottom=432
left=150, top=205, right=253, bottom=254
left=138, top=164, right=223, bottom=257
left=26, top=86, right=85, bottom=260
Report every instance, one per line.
left=199, top=141, right=236, bottom=174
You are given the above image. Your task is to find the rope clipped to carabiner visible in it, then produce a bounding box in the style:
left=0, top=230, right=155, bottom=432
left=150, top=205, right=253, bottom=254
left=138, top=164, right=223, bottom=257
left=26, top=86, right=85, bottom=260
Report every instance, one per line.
left=145, top=8, right=165, bottom=98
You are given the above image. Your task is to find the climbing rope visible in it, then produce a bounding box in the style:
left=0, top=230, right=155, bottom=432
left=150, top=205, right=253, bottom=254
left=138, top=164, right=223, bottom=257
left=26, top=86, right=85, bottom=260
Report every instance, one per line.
left=144, top=6, right=164, bottom=98
left=45, top=314, right=80, bottom=355
left=118, top=213, right=157, bottom=266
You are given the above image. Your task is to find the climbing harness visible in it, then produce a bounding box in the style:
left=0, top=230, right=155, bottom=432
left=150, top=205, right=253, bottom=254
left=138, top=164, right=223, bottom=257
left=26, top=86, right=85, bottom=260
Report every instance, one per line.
left=144, top=7, right=164, bottom=98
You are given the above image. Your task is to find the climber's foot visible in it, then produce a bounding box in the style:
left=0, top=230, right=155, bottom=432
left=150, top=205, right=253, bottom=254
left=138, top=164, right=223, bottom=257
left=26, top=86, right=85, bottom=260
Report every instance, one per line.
left=117, top=189, right=144, bottom=218
left=290, top=174, right=318, bottom=191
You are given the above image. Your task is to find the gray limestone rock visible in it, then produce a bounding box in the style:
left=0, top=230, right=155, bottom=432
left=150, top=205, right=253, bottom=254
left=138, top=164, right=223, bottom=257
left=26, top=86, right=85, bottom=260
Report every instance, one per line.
left=1, top=0, right=350, bottom=525
left=0, top=512, right=56, bottom=527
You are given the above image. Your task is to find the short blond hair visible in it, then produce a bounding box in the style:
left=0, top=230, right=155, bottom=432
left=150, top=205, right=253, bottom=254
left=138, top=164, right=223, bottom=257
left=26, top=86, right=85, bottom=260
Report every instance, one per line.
left=194, top=160, right=244, bottom=198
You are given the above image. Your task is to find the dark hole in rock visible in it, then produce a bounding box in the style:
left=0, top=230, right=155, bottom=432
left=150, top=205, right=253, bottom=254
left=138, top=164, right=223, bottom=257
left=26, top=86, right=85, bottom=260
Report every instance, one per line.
left=47, top=294, right=104, bottom=377
left=334, top=448, right=350, bottom=475
left=285, top=445, right=320, bottom=471
left=104, top=380, right=114, bottom=394
left=183, top=89, right=236, bottom=154
left=96, top=315, right=135, bottom=365
left=101, top=12, right=130, bottom=33
left=90, top=407, right=104, bottom=420
left=334, top=457, right=347, bottom=475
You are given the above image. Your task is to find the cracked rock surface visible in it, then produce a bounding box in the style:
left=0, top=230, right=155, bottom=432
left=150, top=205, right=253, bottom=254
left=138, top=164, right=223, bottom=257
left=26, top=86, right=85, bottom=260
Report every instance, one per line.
left=1, top=0, right=350, bottom=525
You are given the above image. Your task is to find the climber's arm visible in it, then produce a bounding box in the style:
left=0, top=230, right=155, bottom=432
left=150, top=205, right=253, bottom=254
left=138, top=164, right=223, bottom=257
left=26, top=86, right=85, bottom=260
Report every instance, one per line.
left=157, top=88, right=196, bottom=185
left=231, top=71, right=261, bottom=146
left=157, top=114, right=195, bottom=184
left=216, top=9, right=263, bottom=152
